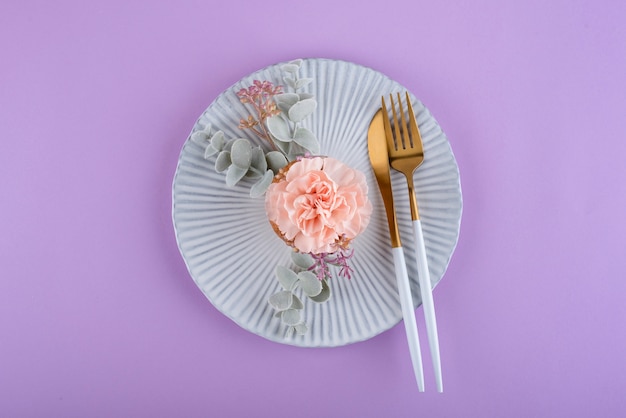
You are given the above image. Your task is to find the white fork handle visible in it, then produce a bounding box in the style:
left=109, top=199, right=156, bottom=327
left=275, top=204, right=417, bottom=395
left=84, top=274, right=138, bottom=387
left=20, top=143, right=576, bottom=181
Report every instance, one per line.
left=392, top=246, right=425, bottom=392
left=413, top=220, right=443, bottom=392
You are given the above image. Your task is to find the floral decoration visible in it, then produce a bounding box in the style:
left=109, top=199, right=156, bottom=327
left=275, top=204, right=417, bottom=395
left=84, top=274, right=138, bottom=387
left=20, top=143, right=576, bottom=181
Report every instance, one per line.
left=196, top=59, right=371, bottom=336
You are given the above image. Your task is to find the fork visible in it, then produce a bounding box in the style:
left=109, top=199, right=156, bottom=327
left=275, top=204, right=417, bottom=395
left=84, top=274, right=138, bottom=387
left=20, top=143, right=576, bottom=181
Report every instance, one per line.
left=382, top=92, right=443, bottom=392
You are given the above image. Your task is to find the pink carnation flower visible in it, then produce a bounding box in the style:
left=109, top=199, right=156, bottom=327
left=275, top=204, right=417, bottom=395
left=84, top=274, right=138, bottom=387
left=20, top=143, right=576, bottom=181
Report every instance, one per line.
left=265, top=157, right=372, bottom=254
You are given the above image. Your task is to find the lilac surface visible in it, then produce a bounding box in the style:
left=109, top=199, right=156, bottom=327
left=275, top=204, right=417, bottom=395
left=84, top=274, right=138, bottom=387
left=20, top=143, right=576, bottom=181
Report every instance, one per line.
left=1, top=0, right=625, bottom=416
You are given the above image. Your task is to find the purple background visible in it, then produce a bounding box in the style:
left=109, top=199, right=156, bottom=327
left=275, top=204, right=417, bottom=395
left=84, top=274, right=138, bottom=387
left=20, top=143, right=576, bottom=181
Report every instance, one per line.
left=2, top=1, right=625, bottom=416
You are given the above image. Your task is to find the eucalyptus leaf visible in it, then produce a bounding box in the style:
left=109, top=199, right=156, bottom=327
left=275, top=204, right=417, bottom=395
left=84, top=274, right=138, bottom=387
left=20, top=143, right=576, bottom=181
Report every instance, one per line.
left=250, top=170, right=274, bottom=198
left=274, top=139, right=292, bottom=157
left=274, top=93, right=299, bottom=114
left=288, top=99, right=316, bottom=123
left=191, top=130, right=210, bottom=145
left=190, top=124, right=211, bottom=143
left=309, top=279, right=331, bottom=303
left=267, top=116, right=292, bottom=142
left=225, top=165, right=247, bottom=186
left=281, top=309, right=301, bottom=326
left=250, top=147, right=267, bottom=172
left=205, top=131, right=226, bottom=158
left=291, top=252, right=314, bottom=269
left=294, top=322, right=308, bottom=335
left=293, top=127, right=320, bottom=154
left=230, top=138, right=252, bottom=169
left=289, top=59, right=303, bottom=67
left=298, top=271, right=323, bottom=297
left=265, top=151, right=288, bottom=173
left=244, top=148, right=266, bottom=179
left=295, top=78, right=313, bottom=89
left=287, top=142, right=307, bottom=160
left=276, top=265, right=299, bottom=291
left=269, top=291, right=293, bottom=311
left=281, top=63, right=299, bottom=74
left=210, top=130, right=225, bottom=149
left=244, top=169, right=262, bottom=179
left=215, top=151, right=231, bottom=173
left=283, top=76, right=296, bottom=89
left=204, top=144, right=219, bottom=159
left=298, top=93, right=314, bottom=101
left=290, top=294, right=304, bottom=310
left=285, top=326, right=295, bottom=338
left=223, top=138, right=236, bottom=152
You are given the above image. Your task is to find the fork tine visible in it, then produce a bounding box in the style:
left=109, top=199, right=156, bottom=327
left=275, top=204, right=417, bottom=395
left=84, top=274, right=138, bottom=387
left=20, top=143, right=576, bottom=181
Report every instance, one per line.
left=405, top=92, right=423, bottom=151
left=389, top=94, right=403, bottom=150
left=397, top=93, right=411, bottom=149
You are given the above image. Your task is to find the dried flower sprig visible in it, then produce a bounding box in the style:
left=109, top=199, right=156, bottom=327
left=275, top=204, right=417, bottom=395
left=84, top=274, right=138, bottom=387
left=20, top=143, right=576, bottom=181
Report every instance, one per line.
left=309, top=247, right=355, bottom=281
left=237, top=80, right=283, bottom=145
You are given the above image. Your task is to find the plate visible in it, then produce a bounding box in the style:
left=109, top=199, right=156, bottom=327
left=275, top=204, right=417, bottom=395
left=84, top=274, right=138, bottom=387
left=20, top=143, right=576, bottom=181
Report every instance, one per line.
left=172, top=58, right=462, bottom=347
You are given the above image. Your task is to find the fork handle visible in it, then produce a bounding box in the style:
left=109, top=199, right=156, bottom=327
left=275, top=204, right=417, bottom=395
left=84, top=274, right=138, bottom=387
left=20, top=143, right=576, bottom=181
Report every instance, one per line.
left=392, top=246, right=425, bottom=392
left=413, top=220, right=443, bottom=392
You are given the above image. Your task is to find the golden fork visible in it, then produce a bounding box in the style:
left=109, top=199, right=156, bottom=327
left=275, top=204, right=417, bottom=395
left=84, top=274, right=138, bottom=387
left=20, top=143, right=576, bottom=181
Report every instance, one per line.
left=383, top=92, right=443, bottom=392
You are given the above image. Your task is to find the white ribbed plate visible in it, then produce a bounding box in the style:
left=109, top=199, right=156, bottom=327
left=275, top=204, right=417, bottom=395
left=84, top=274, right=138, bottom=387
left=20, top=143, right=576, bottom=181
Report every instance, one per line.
left=172, top=58, right=462, bottom=347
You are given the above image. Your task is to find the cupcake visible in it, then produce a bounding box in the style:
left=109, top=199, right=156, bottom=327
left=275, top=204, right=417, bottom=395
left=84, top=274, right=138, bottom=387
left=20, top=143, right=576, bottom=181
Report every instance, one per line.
left=265, top=156, right=372, bottom=254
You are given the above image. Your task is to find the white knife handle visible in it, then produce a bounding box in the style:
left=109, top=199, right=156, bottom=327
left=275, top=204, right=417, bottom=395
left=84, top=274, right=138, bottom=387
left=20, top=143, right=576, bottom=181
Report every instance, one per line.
left=413, top=219, right=443, bottom=392
left=392, top=246, right=425, bottom=392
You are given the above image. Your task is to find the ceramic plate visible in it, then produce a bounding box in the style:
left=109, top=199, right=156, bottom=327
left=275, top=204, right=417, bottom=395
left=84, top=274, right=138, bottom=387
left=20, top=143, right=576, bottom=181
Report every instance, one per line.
left=172, top=58, right=462, bottom=347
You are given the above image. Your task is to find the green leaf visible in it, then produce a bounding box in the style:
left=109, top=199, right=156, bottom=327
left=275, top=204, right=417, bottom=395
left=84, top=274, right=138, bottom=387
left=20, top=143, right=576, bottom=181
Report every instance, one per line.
left=285, top=326, right=295, bottom=337
left=298, top=271, right=323, bottom=297
left=283, top=76, right=296, bottom=89
left=265, top=151, right=288, bottom=173
left=273, top=139, right=292, bottom=157
left=225, top=165, right=247, bottom=186
left=293, top=127, right=320, bottom=154
left=230, top=138, right=252, bottom=169
left=288, top=99, right=316, bottom=122
left=291, top=252, right=314, bottom=269
left=244, top=168, right=262, bottom=179
left=309, top=279, right=331, bottom=303
left=276, top=265, right=299, bottom=291
left=281, top=309, right=301, bottom=326
left=223, top=138, right=237, bottom=152
left=250, top=147, right=267, bottom=172
left=267, top=116, right=292, bottom=142
left=289, top=59, right=303, bottom=67
left=295, top=78, right=313, bottom=89
left=274, top=93, right=299, bottom=114
left=210, top=130, right=225, bottom=149
left=250, top=170, right=274, bottom=198
left=191, top=131, right=210, bottom=145
left=286, top=142, right=307, bottom=160
left=215, top=151, right=231, bottom=172
left=191, top=124, right=212, bottom=145
left=290, top=294, right=304, bottom=310
left=294, top=323, right=308, bottom=335
left=269, top=291, right=293, bottom=311
left=245, top=147, right=267, bottom=178
left=281, top=63, right=299, bottom=74
left=204, top=145, right=219, bottom=159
